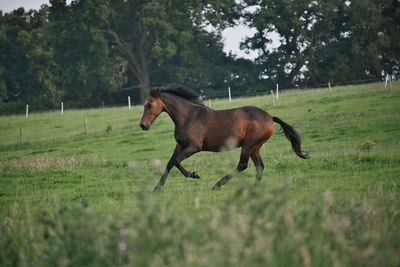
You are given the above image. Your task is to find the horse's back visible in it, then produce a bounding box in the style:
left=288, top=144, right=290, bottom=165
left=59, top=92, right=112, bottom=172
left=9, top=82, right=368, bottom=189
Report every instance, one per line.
left=214, top=106, right=272, bottom=125
left=200, top=105, right=273, bottom=151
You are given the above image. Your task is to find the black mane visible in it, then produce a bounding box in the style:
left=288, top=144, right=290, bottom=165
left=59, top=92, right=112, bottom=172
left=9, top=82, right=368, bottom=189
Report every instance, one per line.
left=151, top=85, right=203, bottom=105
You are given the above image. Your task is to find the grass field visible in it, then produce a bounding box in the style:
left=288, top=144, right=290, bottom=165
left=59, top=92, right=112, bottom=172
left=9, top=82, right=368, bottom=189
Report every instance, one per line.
left=1, top=82, right=400, bottom=266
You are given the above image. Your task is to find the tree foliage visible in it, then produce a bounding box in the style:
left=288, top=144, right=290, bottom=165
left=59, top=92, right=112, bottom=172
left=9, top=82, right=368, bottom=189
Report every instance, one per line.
left=242, top=0, right=400, bottom=88
left=0, top=0, right=399, bottom=113
left=0, top=7, right=59, bottom=112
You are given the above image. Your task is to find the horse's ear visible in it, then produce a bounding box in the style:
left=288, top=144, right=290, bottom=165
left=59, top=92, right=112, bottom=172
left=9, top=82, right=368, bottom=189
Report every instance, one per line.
left=151, top=87, right=161, bottom=98
left=154, top=88, right=161, bottom=97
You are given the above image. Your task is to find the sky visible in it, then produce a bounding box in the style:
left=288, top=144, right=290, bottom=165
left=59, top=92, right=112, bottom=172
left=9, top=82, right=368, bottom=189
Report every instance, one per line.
left=0, top=0, right=261, bottom=59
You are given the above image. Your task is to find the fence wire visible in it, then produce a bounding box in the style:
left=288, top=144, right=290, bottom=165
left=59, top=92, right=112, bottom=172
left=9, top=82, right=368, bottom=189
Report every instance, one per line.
left=0, top=79, right=397, bottom=146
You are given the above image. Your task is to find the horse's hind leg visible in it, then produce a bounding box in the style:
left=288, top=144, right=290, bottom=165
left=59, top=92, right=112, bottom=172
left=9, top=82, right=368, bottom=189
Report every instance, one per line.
left=212, top=149, right=250, bottom=190
left=251, top=150, right=264, bottom=184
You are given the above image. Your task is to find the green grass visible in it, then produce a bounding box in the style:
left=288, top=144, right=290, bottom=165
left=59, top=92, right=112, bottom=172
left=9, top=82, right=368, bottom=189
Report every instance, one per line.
left=1, top=82, right=400, bottom=266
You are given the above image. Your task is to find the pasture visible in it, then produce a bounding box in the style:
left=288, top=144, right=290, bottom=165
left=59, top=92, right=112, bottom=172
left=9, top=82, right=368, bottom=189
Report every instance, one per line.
left=1, top=82, right=400, bottom=266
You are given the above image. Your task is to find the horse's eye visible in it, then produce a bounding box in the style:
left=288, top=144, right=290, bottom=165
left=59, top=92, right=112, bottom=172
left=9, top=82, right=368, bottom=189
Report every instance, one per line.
left=146, top=103, right=152, bottom=109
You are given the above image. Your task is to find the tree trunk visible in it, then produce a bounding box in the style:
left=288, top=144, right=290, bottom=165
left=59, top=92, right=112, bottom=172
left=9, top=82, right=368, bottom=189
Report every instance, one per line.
left=139, top=73, right=150, bottom=103
left=100, top=27, right=152, bottom=103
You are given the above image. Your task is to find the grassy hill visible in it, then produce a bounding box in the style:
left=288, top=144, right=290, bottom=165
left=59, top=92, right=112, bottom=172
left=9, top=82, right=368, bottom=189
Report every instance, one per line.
left=1, top=82, right=399, bottom=266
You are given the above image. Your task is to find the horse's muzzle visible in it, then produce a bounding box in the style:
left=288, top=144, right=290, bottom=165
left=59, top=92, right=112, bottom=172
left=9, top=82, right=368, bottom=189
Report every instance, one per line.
left=140, top=122, right=150, bottom=131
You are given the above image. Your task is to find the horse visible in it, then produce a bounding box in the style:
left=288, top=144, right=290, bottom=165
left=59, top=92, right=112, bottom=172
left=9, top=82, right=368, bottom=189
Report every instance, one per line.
left=139, top=85, right=308, bottom=191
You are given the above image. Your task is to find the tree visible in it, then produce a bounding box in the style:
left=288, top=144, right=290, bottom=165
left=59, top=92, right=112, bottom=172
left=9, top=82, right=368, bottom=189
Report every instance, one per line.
left=0, top=7, right=59, bottom=112
left=241, top=0, right=314, bottom=88
left=241, top=0, right=400, bottom=88
left=348, top=0, right=400, bottom=78
left=47, top=0, right=239, bottom=103
left=380, top=0, right=400, bottom=77
left=1, top=0, right=254, bottom=112
left=100, top=0, right=239, bottom=101
left=48, top=0, right=124, bottom=107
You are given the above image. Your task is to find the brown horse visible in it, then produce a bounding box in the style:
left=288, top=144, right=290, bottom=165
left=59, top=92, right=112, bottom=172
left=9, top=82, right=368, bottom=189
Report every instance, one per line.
left=139, top=85, right=308, bottom=191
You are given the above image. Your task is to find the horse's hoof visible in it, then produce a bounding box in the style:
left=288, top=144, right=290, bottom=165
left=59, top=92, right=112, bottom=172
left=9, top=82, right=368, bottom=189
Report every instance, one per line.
left=190, top=172, right=201, bottom=179
left=212, top=184, right=221, bottom=191
left=152, top=185, right=161, bottom=192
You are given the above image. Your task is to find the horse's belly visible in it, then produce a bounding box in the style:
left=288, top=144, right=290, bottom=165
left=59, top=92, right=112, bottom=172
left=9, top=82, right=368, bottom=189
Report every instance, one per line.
left=202, top=140, right=241, bottom=152
left=201, top=128, right=243, bottom=152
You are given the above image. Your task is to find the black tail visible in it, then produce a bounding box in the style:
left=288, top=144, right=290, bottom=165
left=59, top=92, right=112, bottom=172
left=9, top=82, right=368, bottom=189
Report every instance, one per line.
left=273, top=117, right=309, bottom=159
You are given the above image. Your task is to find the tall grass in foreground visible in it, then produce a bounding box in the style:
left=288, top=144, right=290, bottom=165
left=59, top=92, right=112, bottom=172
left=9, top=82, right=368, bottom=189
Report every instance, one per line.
left=1, top=82, right=399, bottom=266
left=1, top=181, right=399, bottom=266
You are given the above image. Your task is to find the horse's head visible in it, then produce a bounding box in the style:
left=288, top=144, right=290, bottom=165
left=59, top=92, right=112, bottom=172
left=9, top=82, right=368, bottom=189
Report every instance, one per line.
left=139, top=88, right=165, bottom=131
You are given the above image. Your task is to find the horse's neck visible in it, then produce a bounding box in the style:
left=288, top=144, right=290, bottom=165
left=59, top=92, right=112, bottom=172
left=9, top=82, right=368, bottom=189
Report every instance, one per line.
left=161, top=94, right=191, bottom=127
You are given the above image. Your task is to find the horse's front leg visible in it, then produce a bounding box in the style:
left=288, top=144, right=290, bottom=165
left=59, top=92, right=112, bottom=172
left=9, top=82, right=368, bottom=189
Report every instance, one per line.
left=153, top=145, right=181, bottom=192
left=153, top=144, right=198, bottom=192
left=175, top=162, right=201, bottom=179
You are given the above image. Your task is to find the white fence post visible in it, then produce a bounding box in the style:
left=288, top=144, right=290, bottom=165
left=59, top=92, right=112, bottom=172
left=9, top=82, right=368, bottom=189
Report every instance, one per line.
left=276, top=84, right=279, bottom=100
left=61, top=102, right=64, bottom=115
left=385, top=74, right=389, bottom=90
left=328, top=82, right=332, bottom=97
left=128, top=96, right=131, bottom=109
left=84, top=118, right=88, bottom=134
left=228, top=87, right=232, bottom=103
left=26, top=104, right=29, bottom=118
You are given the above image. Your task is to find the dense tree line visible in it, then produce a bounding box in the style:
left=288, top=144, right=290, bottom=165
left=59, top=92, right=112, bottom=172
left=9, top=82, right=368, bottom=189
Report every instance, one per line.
left=0, top=0, right=398, bottom=113
left=241, top=0, right=400, bottom=88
